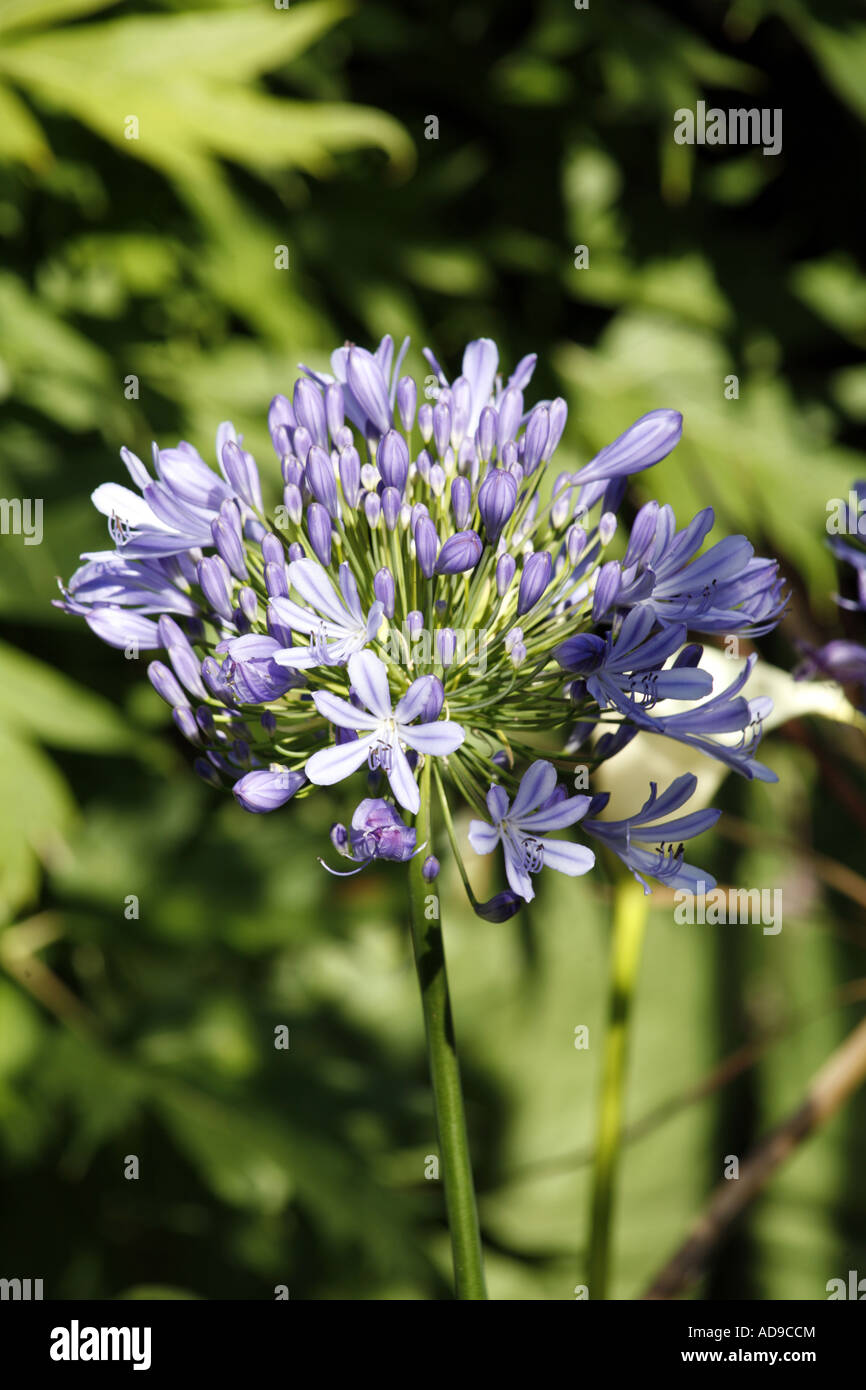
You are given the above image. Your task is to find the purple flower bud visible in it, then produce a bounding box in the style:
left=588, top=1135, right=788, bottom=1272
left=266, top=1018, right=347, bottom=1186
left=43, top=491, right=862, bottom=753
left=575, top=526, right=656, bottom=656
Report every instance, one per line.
left=378, top=430, right=410, bottom=493
left=271, top=428, right=291, bottom=461
left=293, top=378, right=328, bottom=449
left=522, top=405, right=550, bottom=476
left=414, top=516, right=439, bottom=578
left=201, top=655, right=233, bottom=704
left=156, top=615, right=187, bottom=651
left=396, top=375, right=417, bottom=431
left=212, top=501, right=246, bottom=577
left=172, top=706, right=200, bottom=744
left=167, top=643, right=208, bottom=700
left=283, top=483, right=303, bottom=526
left=501, top=440, right=518, bottom=471
left=291, top=425, right=312, bottom=464
left=347, top=346, right=391, bottom=436
left=196, top=705, right=215, bottom=739
left=261, top=710, right=277, bottom=736
left=197, top=555, right=234, bottom=620
left=418, top=402, right=433, bottom=443
left=567, top=524, right=587, bottom=564
left=592, top=560, right=621, bottom=621
left=475, top=405, right=497, bottom=463
left=221, top=439, right=262, bottom=511
left=430, top=463, right=446, bottom=497
left=478, top=469, right=518, bottom=544
left=374, top=567, right=396, bottom=618
left=422, top=855, right=440, bottom=882
left=224, top=634, right=296, bottom=703
left=599, top=511, right=617, bottom=545
left=261, top=533, right=284, bottom=567
left=364, top=492, right=381, bottom=529
left=307, top=502, right=332, bottom=566
left=436, top=628, right=457, bottom=666
left=148, top=660, right=190, bottom=709
left=417, top=674, right=444, bottom=721
left=238, top=586, right=259, bottom=624
left=407, top=609, right=424, bottom=637
left=451, top=475, right=472, bottom=530
left=195, top=757, right=223, bottom=788
left=475, top=891, right=522, bottom=923
left=339, top=446, right=361, bottom=508
left=231, top=606, right=251, bottom=636
left=233, top=766, right=305, bottom=814
left=325, top=382, right=344, bottom=441
left=265, top=561, right=289, bottom=599
left=381, top=485, right=401, bottom=531
left=432, top=529, right=481, bottom=575
left=288, top=542, right=305, bottom=562
left=517, top=550, right=552, bottom=615
left=496, top=552, right=516, bottom=595
left=433, top=400, right=451, bottom=457
left=281, top=455, right=303, bottom=488
left=268, top=394, right=296, bottom=452
left=306, top=445, right=338, bottom=517
left=509, top=640, right=526, bottom=668
left=334, top=425, right=353, bottom=451
left=497, top=387, right=523, bottom=449
left=542, top=398, right=568, bottom=462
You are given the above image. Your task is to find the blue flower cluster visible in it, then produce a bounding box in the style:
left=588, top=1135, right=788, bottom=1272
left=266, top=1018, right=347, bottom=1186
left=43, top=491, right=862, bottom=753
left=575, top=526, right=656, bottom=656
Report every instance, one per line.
left=58, top=335, right=786, bottom=913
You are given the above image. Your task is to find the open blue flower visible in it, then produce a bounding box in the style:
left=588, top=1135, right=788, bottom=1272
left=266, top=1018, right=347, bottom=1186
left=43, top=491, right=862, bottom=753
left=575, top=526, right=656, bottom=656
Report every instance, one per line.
left=468, top=760, right=595, bottom=902
left=271, top=559, right=384, bottom=669
left=305, top=651, right=464, bottom=814
left=585, top=774, right=720, bottom=893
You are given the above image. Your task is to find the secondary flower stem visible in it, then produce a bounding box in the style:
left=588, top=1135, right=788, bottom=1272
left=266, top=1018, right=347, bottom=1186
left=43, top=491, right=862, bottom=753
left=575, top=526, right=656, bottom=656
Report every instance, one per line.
left=587, top=873, right=649, bottom=1300
left=409, top=759, right=488, bottom=1300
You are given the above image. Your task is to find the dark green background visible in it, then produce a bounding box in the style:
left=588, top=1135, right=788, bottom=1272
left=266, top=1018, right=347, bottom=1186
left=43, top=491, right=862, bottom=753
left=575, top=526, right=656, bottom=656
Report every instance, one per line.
left=1, top=0, right=865, bottom=1299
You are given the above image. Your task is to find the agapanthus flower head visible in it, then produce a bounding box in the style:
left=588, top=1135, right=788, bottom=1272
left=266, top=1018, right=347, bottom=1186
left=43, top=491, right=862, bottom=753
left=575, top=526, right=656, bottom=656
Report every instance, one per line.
left=57, top=331, right=785, bottom=914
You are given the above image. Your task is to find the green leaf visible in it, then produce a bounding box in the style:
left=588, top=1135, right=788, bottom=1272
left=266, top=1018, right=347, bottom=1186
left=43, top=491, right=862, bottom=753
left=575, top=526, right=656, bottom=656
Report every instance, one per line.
left=0, top=639, right=137, bottom=753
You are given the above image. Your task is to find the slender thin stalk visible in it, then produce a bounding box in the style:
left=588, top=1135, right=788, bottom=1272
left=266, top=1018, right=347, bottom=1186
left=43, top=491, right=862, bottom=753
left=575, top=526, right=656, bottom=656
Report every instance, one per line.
left=587, top=874, right=649, bottom=1299
left=409, top=759, right=487, bottom=1299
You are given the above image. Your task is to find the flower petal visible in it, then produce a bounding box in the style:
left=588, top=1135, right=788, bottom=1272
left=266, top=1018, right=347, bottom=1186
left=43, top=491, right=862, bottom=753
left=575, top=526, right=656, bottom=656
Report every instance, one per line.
left=510, top=760, right=557, bottom=818
left=305, top=733, right=375, bottom=786
left=401, top=719, right=465, bottom=755
left=311, top=689, right=380, bottom=731
left=537, top=838, right=596, bottom=876
left=468, top=819, right=500, bottom=856
left=387, top=740, right=420, bottom=814
left=347, top=650, right=393, bottom=718
left=288, top=558, right=350, bottom=626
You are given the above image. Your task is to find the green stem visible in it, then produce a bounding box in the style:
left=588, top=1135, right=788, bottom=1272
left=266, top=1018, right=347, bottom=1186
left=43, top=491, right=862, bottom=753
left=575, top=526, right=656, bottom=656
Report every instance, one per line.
left=587, top=873, right=650, bottom=1300
left=409, top=760, right=487, bottom=1299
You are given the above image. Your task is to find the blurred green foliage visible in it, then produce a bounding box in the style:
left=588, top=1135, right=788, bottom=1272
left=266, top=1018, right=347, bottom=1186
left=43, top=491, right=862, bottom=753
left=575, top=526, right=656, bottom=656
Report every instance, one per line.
left=1, top=0, right=866, bottom=1299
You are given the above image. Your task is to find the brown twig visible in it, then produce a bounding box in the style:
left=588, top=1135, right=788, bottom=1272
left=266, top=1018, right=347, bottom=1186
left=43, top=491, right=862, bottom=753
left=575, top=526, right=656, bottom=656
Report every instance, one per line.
left=642, top=1013, right=866, bottom=1300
